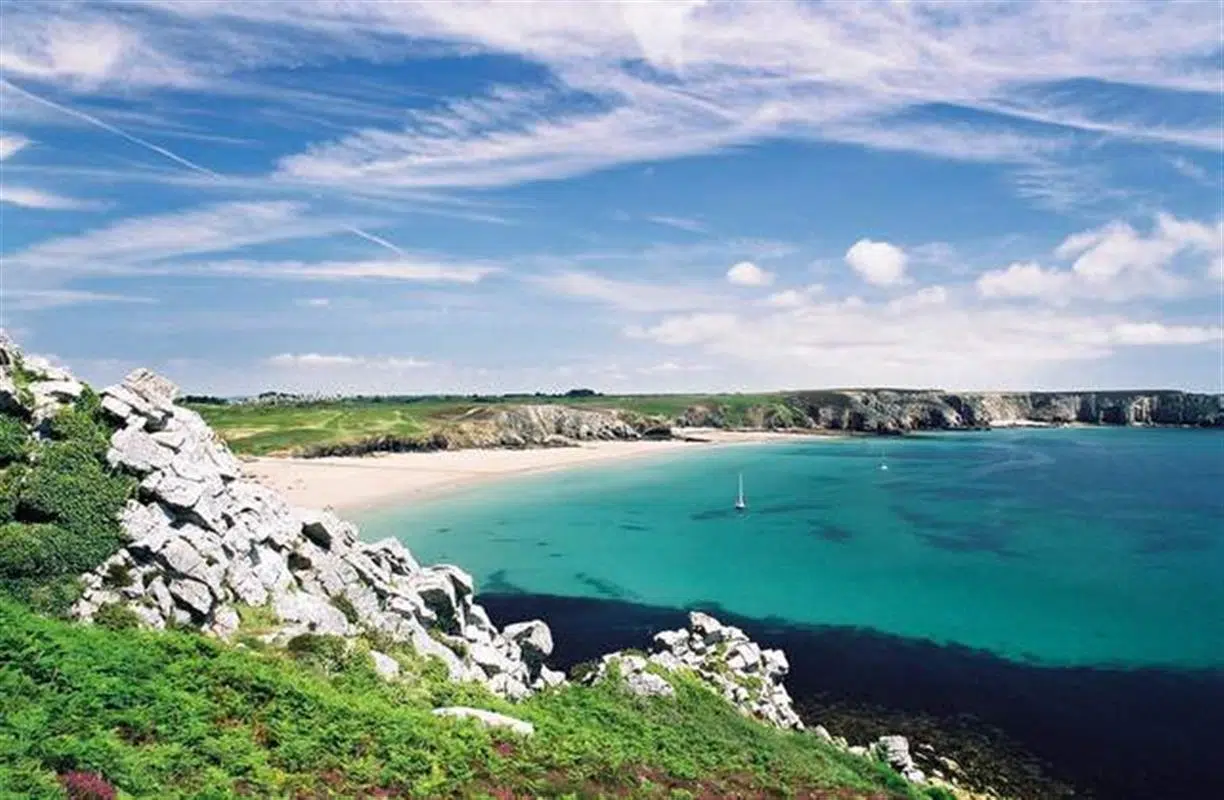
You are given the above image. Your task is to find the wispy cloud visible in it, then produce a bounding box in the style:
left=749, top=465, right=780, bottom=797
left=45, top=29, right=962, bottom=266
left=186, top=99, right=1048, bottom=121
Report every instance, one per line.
left=0, top=186, right=102, bottom=210
left=266, top=353, right=432, bottom=369
left=533, top=271, right=720, bottom=313
left=646, top=215, right=707, bottom=234
left=0, top=133, right=31, bottom=160
left=4, top=289, right=157, bottom=311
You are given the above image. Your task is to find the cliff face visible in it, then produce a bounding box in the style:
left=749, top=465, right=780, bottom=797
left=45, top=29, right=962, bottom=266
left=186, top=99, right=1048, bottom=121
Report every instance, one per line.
left=778, top=390, right=1224, bottom=433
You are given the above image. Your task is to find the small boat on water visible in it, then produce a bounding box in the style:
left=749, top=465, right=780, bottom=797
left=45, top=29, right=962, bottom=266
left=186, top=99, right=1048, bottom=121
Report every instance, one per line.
left=735, top=472, right=746, bottom=511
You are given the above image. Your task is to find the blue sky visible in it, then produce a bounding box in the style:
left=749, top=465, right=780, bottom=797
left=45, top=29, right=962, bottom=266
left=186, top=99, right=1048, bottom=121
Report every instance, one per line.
left=1, top=0, right=1221, bottom=395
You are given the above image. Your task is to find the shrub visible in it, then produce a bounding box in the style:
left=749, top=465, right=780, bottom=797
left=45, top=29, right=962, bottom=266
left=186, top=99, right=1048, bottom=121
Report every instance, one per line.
left=0, top=415, right=29, bottom=465
left=286, top=633, right=353, bottom=673
left=331, top=593, right=359, bottom=625
left=0, top=522, right=76, bottom=580
left=103, top=562, right=132, bottom=588
left=94, top=603, right=142, bottom=631
left=59, top=771, right=117, bottom=800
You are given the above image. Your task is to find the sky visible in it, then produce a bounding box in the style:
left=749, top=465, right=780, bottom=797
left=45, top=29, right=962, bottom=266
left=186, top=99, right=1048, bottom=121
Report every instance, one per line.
left=0, top=0, right=1222, bottom=396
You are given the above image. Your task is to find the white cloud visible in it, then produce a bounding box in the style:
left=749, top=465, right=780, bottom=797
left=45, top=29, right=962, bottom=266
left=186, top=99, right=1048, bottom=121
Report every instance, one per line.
left=845, top=239, right=907, bottom=287
left=646, top=215, right=707, bottom=233
left=0, top=133, right=30, bottom=160
left=628, top=298, right=1222, bottom=390
left=5, top=289, right=156, bottom=310
left=887, top=285, right=948, bottom=313
left=0, top=17, right=198, bottom=89
left=726, top=261, right=773, bottom=287
left=204, top=259, right=498, bottom=284
left=1106, top=323, right=1222, bottom=346
left=977, top=213, right=1222, bottom=302
left=93, top=0, right=1209, bottom=200
left=296, top=297, right=331, bottom=308
left=0, top=186, right=100, bottom=210
left=764, top=285, right=823, bottom=308
left=266, top=353, right=432, bottom=369
left=977, top=262, right=1074, bottom=303
left=537, top=271, right=717, bottom=312
left=9, top=201, right=318, bottom=270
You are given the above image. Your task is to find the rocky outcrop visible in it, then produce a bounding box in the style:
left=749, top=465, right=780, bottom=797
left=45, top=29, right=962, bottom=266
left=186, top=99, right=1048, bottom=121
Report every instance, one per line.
left=778, top=389, right=1224, bottom=433
left=71, top=368, right=565, bottom=700
left=589, top=611, right=804, bottom=731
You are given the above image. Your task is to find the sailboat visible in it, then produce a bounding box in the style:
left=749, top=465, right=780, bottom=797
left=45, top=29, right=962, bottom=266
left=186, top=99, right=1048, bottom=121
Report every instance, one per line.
left=735, top=472, right=747, bottom=511
left=879, top=445, right=889, bottom=471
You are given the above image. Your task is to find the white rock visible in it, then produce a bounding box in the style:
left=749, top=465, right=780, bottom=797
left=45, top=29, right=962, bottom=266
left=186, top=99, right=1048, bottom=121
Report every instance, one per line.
left=432, top=707, right=534, bottom=736
left=109, top=424, right=174, bottom=474
left=210, top=606, right=241, bottom=639
left=487, top=673, right=532, bottom=701
left=502, top=619, right=554, bottom=662
left=273, top=591, right=350, bottom=637
left=370, top=651, right=401, bottom=681
left=168, top=578, right=214, bottom=617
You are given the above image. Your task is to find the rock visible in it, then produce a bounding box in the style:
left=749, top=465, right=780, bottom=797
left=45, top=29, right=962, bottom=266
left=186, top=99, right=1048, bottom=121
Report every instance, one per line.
left=108, top=423, right=174, bottom=474
left=469, top=641, right=518, bottom=677
left=411, top=627, right=468, bottom=682
left=159, top=538, right=208, bottom=582
left=534, top=666, right=566, bottom=689
left=210, top=606, right=241, bottom=639
left=298, top=508, right=346, bottom=550
left=410, top=571, right=459, bottom=629
left=124, top=367, right=179, bottom=405
left=370, top=651, right=401, bottom=681
left=431, top=707, right=534, bottom=736
left=487, top=673, right=532, bottom=701
left=872, top=735, right=926, bottom=784
left=168, top=577, right=214, bottom=618
left=364, top=538, right=420, bottom=574
left=814, top=725, right=833, bottom=742
left=273, top=591, right=350, bottom=637
left=502, top=619, right=554, bottom=666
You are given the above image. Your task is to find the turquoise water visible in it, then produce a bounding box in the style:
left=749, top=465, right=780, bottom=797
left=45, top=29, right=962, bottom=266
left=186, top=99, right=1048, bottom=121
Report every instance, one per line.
left=357, top=429, right=1224, bottom=669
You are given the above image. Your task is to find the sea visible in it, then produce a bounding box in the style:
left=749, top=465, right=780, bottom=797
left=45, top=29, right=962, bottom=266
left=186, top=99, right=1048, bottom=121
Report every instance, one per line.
left=356, top=428, right=1224, bottom=799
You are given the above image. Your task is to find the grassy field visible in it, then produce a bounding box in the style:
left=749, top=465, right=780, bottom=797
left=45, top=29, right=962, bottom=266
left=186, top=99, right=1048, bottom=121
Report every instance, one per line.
left=0, top=598, right=941, bottom=800
left=191, top=393, right=788, bottom=456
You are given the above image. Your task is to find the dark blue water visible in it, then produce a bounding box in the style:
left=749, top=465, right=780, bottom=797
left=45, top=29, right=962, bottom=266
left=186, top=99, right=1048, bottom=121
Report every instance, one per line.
left=358, top=429, right=1224, bottom=798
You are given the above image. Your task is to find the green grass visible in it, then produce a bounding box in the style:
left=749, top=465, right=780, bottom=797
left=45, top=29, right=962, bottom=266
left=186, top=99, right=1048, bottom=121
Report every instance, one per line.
left=191, top=393, right=789, bottom=456
left=0, top=598, right=934, bottom=799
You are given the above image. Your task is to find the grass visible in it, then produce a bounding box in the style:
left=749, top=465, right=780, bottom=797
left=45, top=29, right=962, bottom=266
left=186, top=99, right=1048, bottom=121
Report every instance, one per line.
left=0, top=598, right=936, bottom=799
left=191, top=393, right=789, bottom=456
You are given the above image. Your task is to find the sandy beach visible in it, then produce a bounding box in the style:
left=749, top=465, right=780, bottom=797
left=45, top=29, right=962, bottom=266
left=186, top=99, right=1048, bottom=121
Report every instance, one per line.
left=243, top=429, right=828, bottom=512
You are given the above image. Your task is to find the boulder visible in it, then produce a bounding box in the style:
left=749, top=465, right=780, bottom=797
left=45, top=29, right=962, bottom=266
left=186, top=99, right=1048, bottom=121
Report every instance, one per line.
left=124, top=368, right=179, bottom=405
left=872, top=735, right=925, bottom=783
left=168, top=577, right=214, bottom=618
left=432, top=707, right=534, bottom=736
left=502, top=619, right=554, bottom=667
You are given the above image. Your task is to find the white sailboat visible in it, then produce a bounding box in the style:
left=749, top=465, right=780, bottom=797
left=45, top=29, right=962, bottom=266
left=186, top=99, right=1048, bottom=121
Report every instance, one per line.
left=879, top=446, right=889, bottom=471
left=735, top=472, right=746, bottom=511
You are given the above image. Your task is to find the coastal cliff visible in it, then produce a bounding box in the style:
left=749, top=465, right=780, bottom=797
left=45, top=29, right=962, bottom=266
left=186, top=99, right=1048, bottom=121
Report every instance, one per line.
left=777, top=389, right=1224, bottom=433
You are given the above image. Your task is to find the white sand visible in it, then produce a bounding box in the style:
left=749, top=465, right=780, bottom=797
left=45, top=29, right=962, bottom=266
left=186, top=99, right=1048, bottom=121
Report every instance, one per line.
left=243, top=429, right=834, bottom=512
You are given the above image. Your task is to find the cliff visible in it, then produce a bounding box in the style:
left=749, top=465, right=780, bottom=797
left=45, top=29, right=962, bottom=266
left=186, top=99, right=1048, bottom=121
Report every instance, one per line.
left=682, top=389, right=1224, bottom=435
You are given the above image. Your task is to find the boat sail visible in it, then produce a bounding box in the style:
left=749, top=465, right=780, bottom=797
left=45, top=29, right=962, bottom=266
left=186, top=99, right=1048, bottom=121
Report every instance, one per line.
left=735, top=472, right=746, bottom=510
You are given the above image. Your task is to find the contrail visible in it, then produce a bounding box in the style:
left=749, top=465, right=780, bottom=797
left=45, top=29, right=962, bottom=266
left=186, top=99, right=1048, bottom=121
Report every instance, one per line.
left=1, top=79, right=407, bottom=257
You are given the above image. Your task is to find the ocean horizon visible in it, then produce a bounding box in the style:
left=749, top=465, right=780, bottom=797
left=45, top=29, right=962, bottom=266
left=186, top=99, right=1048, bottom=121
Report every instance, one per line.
left=358, top=427, right=1224, bottom=799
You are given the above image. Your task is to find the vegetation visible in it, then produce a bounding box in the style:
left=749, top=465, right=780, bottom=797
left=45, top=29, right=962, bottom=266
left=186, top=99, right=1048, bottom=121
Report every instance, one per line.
left=0, top=394, right=133, bottom=615
left=0, top=599, right=937, bottom=799
left=189, top=392, right=789, bottom=456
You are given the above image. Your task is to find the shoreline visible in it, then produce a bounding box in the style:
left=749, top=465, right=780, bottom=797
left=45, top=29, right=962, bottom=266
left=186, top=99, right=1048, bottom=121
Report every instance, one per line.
left=242, top=428, right=839, bottom=512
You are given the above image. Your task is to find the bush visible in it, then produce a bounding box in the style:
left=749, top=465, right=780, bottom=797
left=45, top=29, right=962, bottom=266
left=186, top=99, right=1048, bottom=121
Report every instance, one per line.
left=59, top=771, right=117, bottom=800
left=286, top=633, right=354, bottom=673
left=93, top=603, right=142, bottom=631
left=331, top=593, right=359, bottom=625
left=0, top=415, right=29, bottom=465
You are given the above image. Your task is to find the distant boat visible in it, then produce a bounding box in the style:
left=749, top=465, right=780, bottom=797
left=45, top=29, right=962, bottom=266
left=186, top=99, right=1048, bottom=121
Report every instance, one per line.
left=879, top=446, right=889, bottom=471
left=735, top=472, right=746, bottom=511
